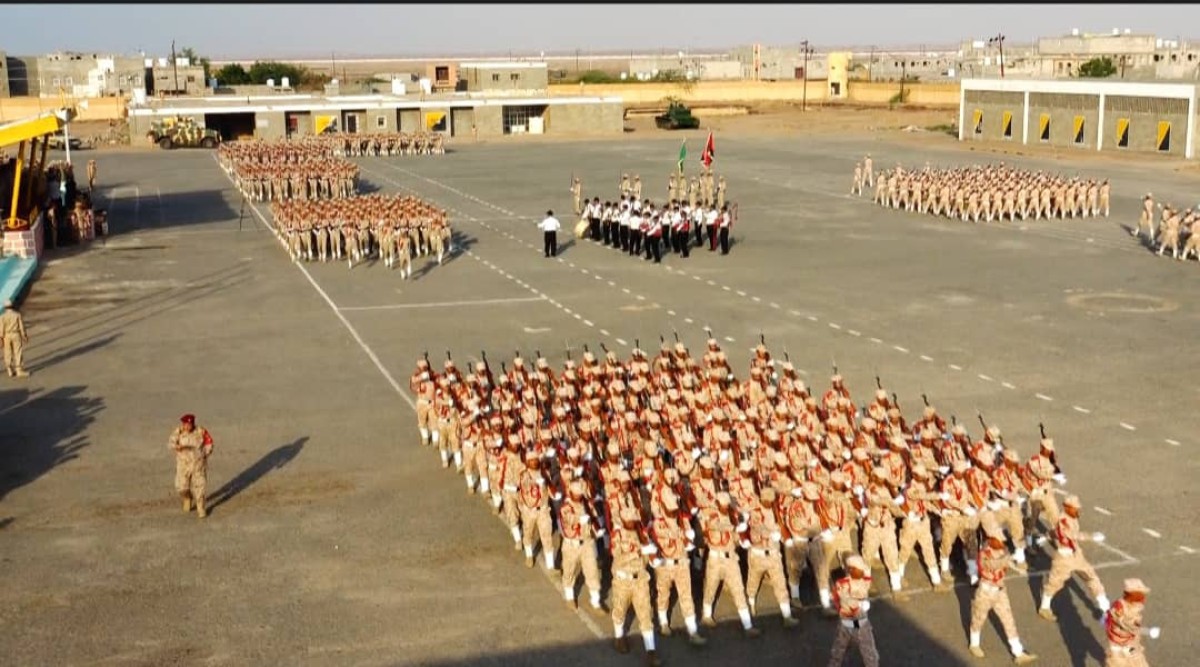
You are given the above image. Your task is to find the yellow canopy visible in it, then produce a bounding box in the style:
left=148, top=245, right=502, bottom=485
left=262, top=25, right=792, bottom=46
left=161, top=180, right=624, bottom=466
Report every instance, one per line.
left=0, top=107, right=76, bottom=149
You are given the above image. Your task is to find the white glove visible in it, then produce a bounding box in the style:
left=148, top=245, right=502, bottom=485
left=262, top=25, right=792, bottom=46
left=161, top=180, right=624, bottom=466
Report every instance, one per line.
left=785, top=538, right=795, bottom=547
left=543, top=450, right=556, bottom=459
left=641, top=544, right=658, bottom=556
left=938, top=466, right=949, bottom=476
left=907, top=512, right=920, bottom=522
left=651, top=558, right=663, bottom=568
left=580, top=514, right=591, bottom=524
left=770, top=531, right=782, bottom=543
left=691, top=507, right=699, bottom=516
left=685, top=529, right=695, bottom=540
left=719, top=451, right=730, bottom=462
left=739, top=414, right=747, bottom=422
left=893, top=495, right=905, bottom=506
left=808, top=458, right=819, bottom=468
left=853, top=485, right=864, bottom=496
left=421, top=372, right=430, bottom=380
left=685, top=543, right=695, bottom=552
left=964, top=507, right=977, bottom=517
left=692, top=448, right=702, bottom=460
left=859, top=508, right=868, bottom=518
left=736, top=522, right=748, bottom=532
left=1148, top=627, right=1161, bottom=639
left=1092, top=532, right=1106, bottom=543
left=552, top=493, right=562, bottom=501
left=939, top=492, right=950, bottom=501
left=740, top=540, right=751, bottom=549
left=842, top=450, right=852, bottom=460
left=1053, top=473, right=1067, bottom=485
left=860, top=601, right=871, bottom=613
left=820, top=529, right=833, bottom=543
left=727, top=373, right=735, bottom=381
left=791, top=487, right=803, bottom=498
left=595, top=529, right=606, bottom=538
left=987, top=500, right=1004, bottom=511
left=504, top=485, right=518, bottom=493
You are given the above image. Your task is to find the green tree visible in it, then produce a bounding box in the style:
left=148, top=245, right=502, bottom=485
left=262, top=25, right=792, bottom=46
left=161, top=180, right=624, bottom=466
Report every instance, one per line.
left=214, top=63, right=251, bottom=85
left=1078, top=56, right=1117, bottom=78
left=247, top=61, right=307, bottom=86
left=179, top=46, right=211, bottom=81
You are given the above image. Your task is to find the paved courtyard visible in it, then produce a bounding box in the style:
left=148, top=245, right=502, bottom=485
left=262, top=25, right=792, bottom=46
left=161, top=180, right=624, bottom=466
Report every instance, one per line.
left=0, top=130, right=1196, bottom=666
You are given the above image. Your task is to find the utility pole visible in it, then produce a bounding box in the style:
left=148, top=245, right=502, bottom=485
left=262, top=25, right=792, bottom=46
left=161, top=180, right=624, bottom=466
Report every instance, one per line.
left=899, top=59, right=907, bottom=103
left=868, top=45, right=875, bottom=82
left=988, top=33, right=1006, bottom=78
left=171, top=39, right=180, bottom=95
left=800, top=40, right=814, bottom=111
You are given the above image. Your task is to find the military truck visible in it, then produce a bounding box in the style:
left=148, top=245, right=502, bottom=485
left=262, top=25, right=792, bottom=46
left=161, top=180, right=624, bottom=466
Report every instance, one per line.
left=146, top=116, right=221, bottom=149
left=655, top=100, right=700, bottom=130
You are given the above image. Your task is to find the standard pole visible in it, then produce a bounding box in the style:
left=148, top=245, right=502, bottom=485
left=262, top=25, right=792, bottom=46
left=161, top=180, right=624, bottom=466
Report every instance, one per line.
left=63, top=123, right=71, bottom=165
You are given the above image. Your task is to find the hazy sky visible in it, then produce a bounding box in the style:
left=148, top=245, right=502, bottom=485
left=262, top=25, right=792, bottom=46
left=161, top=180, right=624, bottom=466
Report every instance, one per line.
left=3, top=4, right=1196, bottom=59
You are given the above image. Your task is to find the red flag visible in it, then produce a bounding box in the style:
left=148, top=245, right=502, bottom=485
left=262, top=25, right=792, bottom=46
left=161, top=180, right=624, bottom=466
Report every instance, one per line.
left=700, top=131, right=715, bottom=169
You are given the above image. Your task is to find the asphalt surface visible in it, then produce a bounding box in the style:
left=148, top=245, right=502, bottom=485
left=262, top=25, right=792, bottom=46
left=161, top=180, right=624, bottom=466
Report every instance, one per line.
left=0, top=133, right=1196, bottom=667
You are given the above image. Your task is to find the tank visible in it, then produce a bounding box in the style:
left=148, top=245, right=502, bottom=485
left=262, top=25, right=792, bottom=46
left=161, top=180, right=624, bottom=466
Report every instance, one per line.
left=655, top=101, right=700, bottom=130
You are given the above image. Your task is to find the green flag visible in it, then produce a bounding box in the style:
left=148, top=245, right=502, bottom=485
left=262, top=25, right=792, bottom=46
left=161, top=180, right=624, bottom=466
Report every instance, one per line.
left=677, top=140, right=687, bottom=173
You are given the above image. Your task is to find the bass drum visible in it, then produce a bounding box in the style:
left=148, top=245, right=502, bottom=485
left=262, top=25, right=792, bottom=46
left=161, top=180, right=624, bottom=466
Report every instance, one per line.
left=574, top=217, right=589, bottom=239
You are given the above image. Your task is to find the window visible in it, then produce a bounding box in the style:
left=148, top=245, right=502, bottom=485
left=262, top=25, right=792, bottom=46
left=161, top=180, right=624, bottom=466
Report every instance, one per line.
left=1002, top=111, right=1013, bottom=138
left=1116, top=118, right=1129, bottom=148
left=510, top=73, right=520, bottom=81
left=187, top=75, right=195, bottom=83
left=1154, top=54, right=1162, bottom=62
left=52, top=77, right=61, bottom=86
left=1072, top=115, right=1085, bottom=145
left=376, top=115, right=387, bottom=129
left=972, top=109, right=983, bottom=134
left=435, top=66, right=449, bottom=81
left=64, top=76, right=72, bottom=86
left=491, top=73, right=500, bottom=82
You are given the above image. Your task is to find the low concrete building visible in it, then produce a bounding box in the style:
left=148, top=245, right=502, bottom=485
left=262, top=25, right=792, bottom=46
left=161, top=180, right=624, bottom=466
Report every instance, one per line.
left=458, top=61, right=548, bottom=94
left=126, top=92, right=625, bottom=142
left=960, top=78, right=1197, bottom=159
left=148, top=57, right=207, bottom=96
left=5, top=55, right=34, bottom=96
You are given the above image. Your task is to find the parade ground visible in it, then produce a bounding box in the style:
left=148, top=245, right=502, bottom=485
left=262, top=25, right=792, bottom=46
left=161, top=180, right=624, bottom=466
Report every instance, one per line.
left=1, top=129, right=1197, bottom=666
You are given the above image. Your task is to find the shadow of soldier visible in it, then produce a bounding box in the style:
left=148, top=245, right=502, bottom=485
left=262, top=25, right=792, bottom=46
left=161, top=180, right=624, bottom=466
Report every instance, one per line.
left=0, top=385, right=100, bottom=503
left=206, top=436, right=307, bottom=513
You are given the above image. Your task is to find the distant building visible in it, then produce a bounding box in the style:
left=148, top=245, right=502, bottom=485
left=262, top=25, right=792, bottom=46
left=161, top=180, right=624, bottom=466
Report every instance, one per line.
left=728, top=44, right=830, bottom=81
left=148, top=56, right=207, bottom=96
left=15, top=51, right=145, bottom=98
left=424, top=62, right=458, bottom=93
left=5, top=55, right=37, bottom=96
left=458, top=61, right=548, bottom=94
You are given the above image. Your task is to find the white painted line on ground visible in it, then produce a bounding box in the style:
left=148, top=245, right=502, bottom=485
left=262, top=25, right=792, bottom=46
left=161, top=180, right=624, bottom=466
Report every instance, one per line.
left=978, top=374, right=994, bottom=382
left=615, top=338, right=628, bottom=346
left=789, top=310, right=801, bottom=316
left=694, top=275, right=702, bottom=281
left=829, top=323, right=842, bottom=330
left=573, top=313, right=582, bottom=321
left=1180, top=546, right=1197, bottom=554
left=1035, top=393, right=1054, bottom=402
left=1165, top=439, right=1181, bottom=446
left=563, top=308, right=573, bottom=315
left=1073, top=405, right=1092, bottom=414
left=893, top=346, right=909, bottom=354
left=338, top=296, right=545, bottom=312
left=1142, top=528, right=1162, bottom=539
left=622, top=288, right=631, bottom=294
left=667, top=310, right=676, bottom=316
left=949, top=364, right=963, bottom=371
left=706, top=280, right=716, bottom=286
left=869, top=337, right=883, bottom=344
left=584, top=319, right=595, bottom=327
left=685, top=318, right=694, bottom=324
left=608, top=281, right=616, bottom=287
left=599, top=329, right=609, bottom=336
left=752, top=296, right=762, bottom=303
left=770, top=302, right=781, bottom=310
left=1001, top=382, right=1016, bottom=389
left=806, top=315, right=819, bottom=322
left=848, top=330, right=861, bottom=337
left=636, top=295, right=646, bottom=301
left=736, top=290, right=746, bottom=297
left=724, top=336, right=735, bottom=343
left=722, top=286, right=732, bottom=292
left=1120, top=422, right=1137, bottom=431
left=920, top=355, right=934, bottom=362
left=1094, top=507, right=1113, bottom=516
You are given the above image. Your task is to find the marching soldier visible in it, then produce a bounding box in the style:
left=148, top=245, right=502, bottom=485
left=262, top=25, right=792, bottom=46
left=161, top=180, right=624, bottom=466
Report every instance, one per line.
left=1104, top=579, right=1159, bottom=667
left=745, top=487, right=800, bottom=627
left=169, top=414, right=214, bottom=519
left=610, top=506, right=663, bottom=666
left=570, top=176, right=583, bottom=216
left=826, top=554, right=879, bottom=667
left=650, top=487, right=707, bottom=646
left=700, top=492, right=762, bottom=638
left=1038, top=495, right=1111, bottom=620
left=518, top=451, right=557, bottom=569
left=967, top=527, right=1039, bottom=664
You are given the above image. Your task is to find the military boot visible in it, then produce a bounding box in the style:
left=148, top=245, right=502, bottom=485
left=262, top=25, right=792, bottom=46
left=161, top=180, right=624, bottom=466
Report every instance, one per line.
left=196, top=498, right=207, bottom=519
left=181, top=492, right=192, bottom=513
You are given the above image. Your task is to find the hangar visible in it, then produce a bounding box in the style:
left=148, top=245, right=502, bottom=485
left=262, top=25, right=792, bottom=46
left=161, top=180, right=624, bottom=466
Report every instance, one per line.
left=959, top=78, right=1197, bottom=159
left=126, top=92, right=625, bottom=142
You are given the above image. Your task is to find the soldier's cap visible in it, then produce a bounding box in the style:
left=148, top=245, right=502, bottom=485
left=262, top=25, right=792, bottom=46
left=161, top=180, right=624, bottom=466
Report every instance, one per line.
left=606, top=442, right=621, bottom=457
left=802, top=481, right=822, bottom=500
left=2, top=299, right=11, bottom=308
left=1040, top=438, right=1055, bottom=451
left=569, top=480, right=586, bottom=496
left=673, top=342, right=687, bottom=354
left=707, top=338, right=719, bottom=347
left=923, top=406, right=937, bottom=418
left=513, top=356, right=524, bottom=366
left=986, top=426, right=1001, bottom=439
left=886, top=407, right=901, bottom=418
left=417, top=358, right=429, bottom=368
left=850, top=447, right=868, bottom=462
left=738, top=458, right=754, bottom=473
left=831, top=374, right=844, bottom=384
left=891, top=436, right=909, bottom=450
left=760, top=487, right=777, bottom=504
left=617, top=470, right=632, bottom=484
left=180, top=414, right=196, bottom=425
left=1002, top=448, right=1020, bottom=463
left=619, top=507, right=640, bottom=525
left=911, top=463, right=929, bottom=478
left=766, top=429, right=781, bottom=441
left=772, top=451, right=789, bottom=467
left=716, top=491, right=732, bottom=506
left=952, top=460, right=970, bottom=473
left=781, top=361, right=795, bottom=372
left=1123, top=578, right=1150, bottom=594
left=845, top=555, right=868, bottom=573
left=583, top=351, right=596, bottom=362
left=774, top=403, right=788, bottom=415
left=859, top=416, right=877, bottom=429
left=536, top=357, right=549, bottom=369
left=872, top=465, right=890, bottom=480
left=524, top=450, right=539, bottom=462
left=1063, top=494, right=1082, bottom=508
left=951, top=424, right=967, bottom=436
left=875, top=388, right=888, bottom=400
left=830, top=471, right=848, bottom=487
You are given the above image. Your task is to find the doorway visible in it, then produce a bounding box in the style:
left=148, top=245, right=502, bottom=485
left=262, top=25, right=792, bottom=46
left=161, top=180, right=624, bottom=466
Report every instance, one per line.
left=1039, top=114, right=1050, bottom=142
left=1157, top=121, right=1171, bottom=151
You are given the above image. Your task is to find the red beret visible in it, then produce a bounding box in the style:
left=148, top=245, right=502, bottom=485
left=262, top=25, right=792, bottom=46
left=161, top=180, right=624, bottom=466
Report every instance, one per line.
left=180, top=414, right=196, bottom=424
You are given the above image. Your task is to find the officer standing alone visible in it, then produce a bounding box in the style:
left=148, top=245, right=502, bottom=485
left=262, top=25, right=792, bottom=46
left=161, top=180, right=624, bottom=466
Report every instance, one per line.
left=539, top=209, right=561, bottom=258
